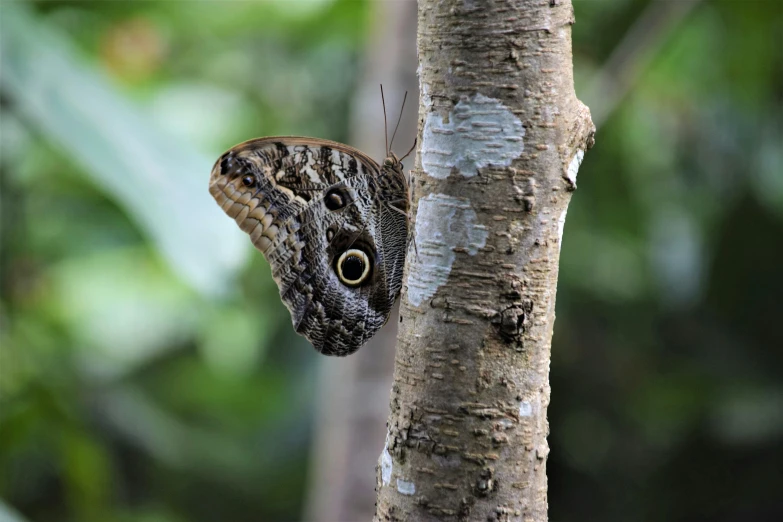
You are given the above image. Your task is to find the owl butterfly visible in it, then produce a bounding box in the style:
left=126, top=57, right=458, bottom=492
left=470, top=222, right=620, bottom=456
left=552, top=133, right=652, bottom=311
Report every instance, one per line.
left=209, top=89, right=414, bottom=356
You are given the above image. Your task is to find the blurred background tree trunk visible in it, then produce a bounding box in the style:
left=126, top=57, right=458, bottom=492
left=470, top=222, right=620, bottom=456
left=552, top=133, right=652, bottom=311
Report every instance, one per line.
left=303, top=1, right=418, bottom=521
left=374, top=1, right=594, bottom=521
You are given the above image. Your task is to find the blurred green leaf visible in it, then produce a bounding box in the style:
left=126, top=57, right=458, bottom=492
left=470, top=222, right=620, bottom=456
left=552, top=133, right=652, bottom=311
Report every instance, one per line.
left=198, top=304, right=269, bottom=377
left=0, top=1, right=248, bottom=296
left=711, top=388, right=783, bottom=445
left=60, top=429, right=112, bottom=521
left=45, top=247, right=200, bottom=378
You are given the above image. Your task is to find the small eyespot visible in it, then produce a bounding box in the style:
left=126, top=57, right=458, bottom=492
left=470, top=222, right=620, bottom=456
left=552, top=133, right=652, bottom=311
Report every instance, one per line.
left=242, top=175, right=256, bottom=187
left=326, top=228, right=335, bottom=242
left=336, top=249, right=371, bottom=287
left=324, top=188, right=346, bottom=211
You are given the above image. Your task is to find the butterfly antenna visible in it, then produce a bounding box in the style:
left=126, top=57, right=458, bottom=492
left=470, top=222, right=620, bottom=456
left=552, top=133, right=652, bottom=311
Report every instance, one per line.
left=381, top=84, right=389, bottom=155
left=400, top=137, right=417, bottom=163
left=388, top=91, right=407, bottom=153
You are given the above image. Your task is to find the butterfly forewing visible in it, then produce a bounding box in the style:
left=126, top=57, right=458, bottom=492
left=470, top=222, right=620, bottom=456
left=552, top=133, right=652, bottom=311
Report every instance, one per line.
left=209, top=137, right=409, bottom=356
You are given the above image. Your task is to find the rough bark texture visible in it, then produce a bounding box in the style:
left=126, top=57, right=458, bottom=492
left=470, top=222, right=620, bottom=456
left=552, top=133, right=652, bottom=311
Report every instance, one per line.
left=374, top=1, right=594, bottom=521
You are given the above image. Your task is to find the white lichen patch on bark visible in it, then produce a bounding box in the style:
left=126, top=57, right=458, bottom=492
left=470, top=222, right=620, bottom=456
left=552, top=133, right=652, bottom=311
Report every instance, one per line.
left=519, top=400, right=534, bottom=417
left=557, top=207, right=568, bottom=252
left=396, top=479, right=416, bottom=495
left=407, top=194, right=488, bottom=307
left=566, top=149, right=584, bottom=187
left=421, top=93, right=525, bottom=179
left=380, top=434, right=393, bottom=486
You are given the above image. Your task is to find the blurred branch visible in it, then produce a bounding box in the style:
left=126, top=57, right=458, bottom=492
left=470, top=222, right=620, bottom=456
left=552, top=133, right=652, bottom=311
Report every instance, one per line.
left=584, top=0, right=702, bottom=128
left=0, top=1, right=248, bottom=296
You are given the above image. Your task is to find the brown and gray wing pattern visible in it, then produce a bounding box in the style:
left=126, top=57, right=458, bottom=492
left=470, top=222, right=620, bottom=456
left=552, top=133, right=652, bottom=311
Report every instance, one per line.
left=208, top=137, right=408, bottom=356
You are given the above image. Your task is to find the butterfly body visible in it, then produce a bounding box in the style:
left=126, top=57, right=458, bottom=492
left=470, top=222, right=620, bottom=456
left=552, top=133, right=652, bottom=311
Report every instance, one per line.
left=209, top=137, right=409, bottom=356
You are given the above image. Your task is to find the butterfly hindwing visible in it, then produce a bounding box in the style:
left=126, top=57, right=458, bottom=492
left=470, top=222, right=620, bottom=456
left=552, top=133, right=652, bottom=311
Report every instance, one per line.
left=209, top=137, right=409, bottom=355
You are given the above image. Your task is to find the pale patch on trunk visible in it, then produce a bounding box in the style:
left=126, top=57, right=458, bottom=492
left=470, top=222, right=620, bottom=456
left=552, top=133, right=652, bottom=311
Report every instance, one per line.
left=406, top=193, right=488, bottom=306
left=396, top=479, right=416, bottom=495
left=380, top=433, right=393, bottom=486
left=566, top=149, right=585, bottom=187
left=421, top=93, right=525, bottom=179
left=557, top=207, right=568, bottom=252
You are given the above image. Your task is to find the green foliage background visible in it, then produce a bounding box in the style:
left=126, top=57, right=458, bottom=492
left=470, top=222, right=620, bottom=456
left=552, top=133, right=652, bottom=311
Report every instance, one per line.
left=1, top=1, right=782, bottom=521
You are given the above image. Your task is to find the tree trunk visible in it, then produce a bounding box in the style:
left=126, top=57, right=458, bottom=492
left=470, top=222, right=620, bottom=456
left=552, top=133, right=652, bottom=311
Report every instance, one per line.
left=374, top=1, right=594, bottom=521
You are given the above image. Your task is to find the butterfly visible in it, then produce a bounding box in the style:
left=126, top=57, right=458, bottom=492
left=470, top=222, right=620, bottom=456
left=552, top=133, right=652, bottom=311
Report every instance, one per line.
left=208, top=89, right=415, bottom=356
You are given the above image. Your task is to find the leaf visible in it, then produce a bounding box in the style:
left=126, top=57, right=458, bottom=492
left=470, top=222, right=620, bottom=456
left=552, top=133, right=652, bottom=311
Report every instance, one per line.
left=0, top=1, right=248, bottom=296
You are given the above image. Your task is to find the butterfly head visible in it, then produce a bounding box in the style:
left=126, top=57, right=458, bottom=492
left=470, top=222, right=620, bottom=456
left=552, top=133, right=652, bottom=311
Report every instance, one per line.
left=381, top=136, right=417, bottom=176
left=379, top=152, right=410, bottom=196
left=382, top=152, right=403, bottom=172
left=380, top=85, right=416, bottom=178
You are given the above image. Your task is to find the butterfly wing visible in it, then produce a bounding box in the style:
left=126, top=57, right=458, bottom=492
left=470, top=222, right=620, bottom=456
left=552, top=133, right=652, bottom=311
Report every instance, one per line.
left=209, top=137, right=408, bottom=355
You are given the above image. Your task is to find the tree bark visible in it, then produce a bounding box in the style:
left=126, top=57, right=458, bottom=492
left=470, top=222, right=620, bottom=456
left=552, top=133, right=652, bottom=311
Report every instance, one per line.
left=374, top=1, right=594, bottom=521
